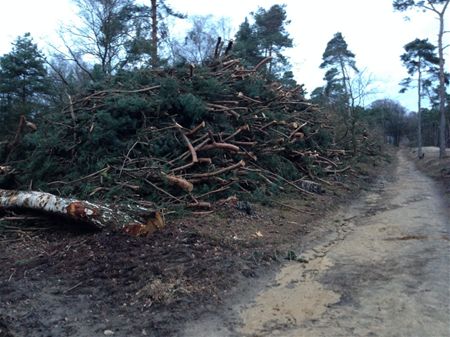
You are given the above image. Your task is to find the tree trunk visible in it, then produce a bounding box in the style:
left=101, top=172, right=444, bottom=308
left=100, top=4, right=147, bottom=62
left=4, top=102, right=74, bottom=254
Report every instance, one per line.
left=338, top=56, right=352, bottom=119
left=417, top=67, right=423, bottom=158
left=151, top=0, right=158, bottom=68
left=437, top=4, right=449, bottom=158
left=0, top=189, right=164, bottom=236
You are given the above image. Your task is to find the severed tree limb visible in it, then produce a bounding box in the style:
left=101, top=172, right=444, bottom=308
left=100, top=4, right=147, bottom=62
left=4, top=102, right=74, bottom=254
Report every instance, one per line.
left=231, top=141, right=257, bottom=147
left=237, top=92, right=262, bottom=104
left=186, top=121, right=206, bottom=136
left=162, top=173, right=194, bottom=192
left=316, top=155, right=339, bottom=168
left=288, top=122, right=308, bottom=140
left=253, top=57, right=272, bottom=71
left=142, top=178, right=183, bottom=203
left=223, top=124, right=250, bottom=142
left=48, top=166, right=110, bottom=185
left=188, top=201, right=212, bottom=209
left=206, top=103, right=241, bottom=118
left=245, top=166, right=314, bottom=196
left=169, top=136, right=209, bottom=165
left=171, top=157, right=212, bottom=173
left=0, top=189, right=164, bottom=236
left=200, top=142, right=240, bottom=152
left=177, top=127, right=198, bottom=163
left=195, top=184, right=232, bottom=199
left=323, top=166, right=351, bottom=174
left=220, top=59, right=240, bottom=72
left=187, top=160, right=245, bottom=179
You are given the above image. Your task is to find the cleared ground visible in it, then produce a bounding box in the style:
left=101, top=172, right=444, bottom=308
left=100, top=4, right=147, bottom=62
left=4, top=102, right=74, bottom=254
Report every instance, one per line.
left=186, top=149, right=450, bottom=337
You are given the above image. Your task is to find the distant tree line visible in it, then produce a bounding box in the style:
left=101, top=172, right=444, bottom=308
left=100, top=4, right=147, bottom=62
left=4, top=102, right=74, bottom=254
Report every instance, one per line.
left=309, top=0, right=450, bottom=156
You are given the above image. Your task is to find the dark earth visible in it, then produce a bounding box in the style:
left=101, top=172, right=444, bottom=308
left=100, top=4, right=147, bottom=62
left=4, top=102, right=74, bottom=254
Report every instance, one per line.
left=2, top=147, right=447, bottom=337
left=0, top=199, right=320, bottom=337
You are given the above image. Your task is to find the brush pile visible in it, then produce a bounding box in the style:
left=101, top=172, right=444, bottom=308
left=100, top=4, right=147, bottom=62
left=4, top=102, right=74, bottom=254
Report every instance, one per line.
left=5, top=56, right=355, bottom=211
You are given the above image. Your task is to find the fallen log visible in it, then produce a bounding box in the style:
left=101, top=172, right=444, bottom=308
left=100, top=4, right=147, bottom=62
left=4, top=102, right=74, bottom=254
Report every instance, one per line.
left=0, top=189, right=164, bottom=236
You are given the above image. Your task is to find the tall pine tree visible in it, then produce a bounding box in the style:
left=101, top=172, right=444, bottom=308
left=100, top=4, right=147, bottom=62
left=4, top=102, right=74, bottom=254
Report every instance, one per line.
left=253, top=4, right=292, bottom=75
left=234, top=4, right=293, bottom=77
left=0, top=33, right=49, bottom=135
left=319, top=32, right=361, bottom=154
left=394, top=0, right=450, bottom=157
left=233, top=18, right=260, bottom=66
left=400, top=38, right=439, bottom=158
left=320, top=32, right=358, bottom=108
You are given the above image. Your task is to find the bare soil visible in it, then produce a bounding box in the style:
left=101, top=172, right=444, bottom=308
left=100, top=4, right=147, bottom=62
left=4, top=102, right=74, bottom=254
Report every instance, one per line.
left=186, top=148, right=450, bottom=337
left=408, top=146, right=450, bottom=202
left=0, top=152, right=393, bottom=337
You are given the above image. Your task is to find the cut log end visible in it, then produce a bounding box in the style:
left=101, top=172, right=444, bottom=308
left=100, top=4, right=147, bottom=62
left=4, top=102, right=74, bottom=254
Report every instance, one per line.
left=123, top=211, right=165, bottom=236
left=66, top=201, right=101, bottom=222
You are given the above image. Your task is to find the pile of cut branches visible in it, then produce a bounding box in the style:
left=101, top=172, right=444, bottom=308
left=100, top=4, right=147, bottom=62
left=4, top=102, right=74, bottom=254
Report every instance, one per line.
left=5, top=56, right=363, bottom=213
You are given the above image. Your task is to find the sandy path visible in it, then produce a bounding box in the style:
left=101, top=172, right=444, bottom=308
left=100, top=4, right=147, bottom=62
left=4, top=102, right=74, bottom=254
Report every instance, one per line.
left=185, top=150, right=450, bottom=337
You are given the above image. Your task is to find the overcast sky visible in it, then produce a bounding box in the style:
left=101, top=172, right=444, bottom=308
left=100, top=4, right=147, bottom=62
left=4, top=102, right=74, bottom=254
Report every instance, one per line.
left=0, top=0, right=447, bottom=111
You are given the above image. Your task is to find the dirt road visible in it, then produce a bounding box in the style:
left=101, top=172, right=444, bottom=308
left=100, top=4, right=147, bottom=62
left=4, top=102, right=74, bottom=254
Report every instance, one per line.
left=185, top=150, right=450, bottom=337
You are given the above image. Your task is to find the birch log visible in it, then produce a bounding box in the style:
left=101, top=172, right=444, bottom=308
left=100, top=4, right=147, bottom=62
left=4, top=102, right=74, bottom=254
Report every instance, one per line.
left=0, top=189, right=164, bottom=236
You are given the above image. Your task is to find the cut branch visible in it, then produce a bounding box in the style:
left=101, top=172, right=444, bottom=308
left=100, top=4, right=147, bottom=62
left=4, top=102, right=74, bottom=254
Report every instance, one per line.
left=177, top=125, right=198, bottom=163
left=254, top=57, right=272, bottom=71
left=200, top=142, right=240, bottom=152
left=186, top=121, right=206, bottom=136
left=223, top=124, right=250, bottom=141
left=171, top=157, right=212, bottom=173
left=187, top=201, right=212, bottom=209
left=188, top=160, right=245, bottom=178
left=163, top=173, right=194, bottom=192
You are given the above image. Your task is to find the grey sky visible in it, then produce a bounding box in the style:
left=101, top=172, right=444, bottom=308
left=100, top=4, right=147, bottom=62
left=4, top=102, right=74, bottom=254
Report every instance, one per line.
left=0, top=0, right=447, bottom=111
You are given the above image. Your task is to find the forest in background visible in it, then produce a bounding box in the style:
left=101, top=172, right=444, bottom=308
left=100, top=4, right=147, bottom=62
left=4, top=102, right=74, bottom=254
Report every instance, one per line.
left=0, top=0, right=448, bottom=217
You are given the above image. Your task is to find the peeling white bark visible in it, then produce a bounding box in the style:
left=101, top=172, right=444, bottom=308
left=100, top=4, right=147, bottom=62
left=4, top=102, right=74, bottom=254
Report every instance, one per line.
left=0, top=189, right=163, bottom=236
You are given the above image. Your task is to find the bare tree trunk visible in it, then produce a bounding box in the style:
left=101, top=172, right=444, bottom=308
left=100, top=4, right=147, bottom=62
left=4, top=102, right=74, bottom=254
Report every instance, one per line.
left=437, top=2, right=449, bottom=158
left=0, top=189, right=164, bottom=236
left=151, top=0, right=158, bottom=68
left=417, top=68, right=423, bottom=158
left=338, top=57, right=350, bottom=118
